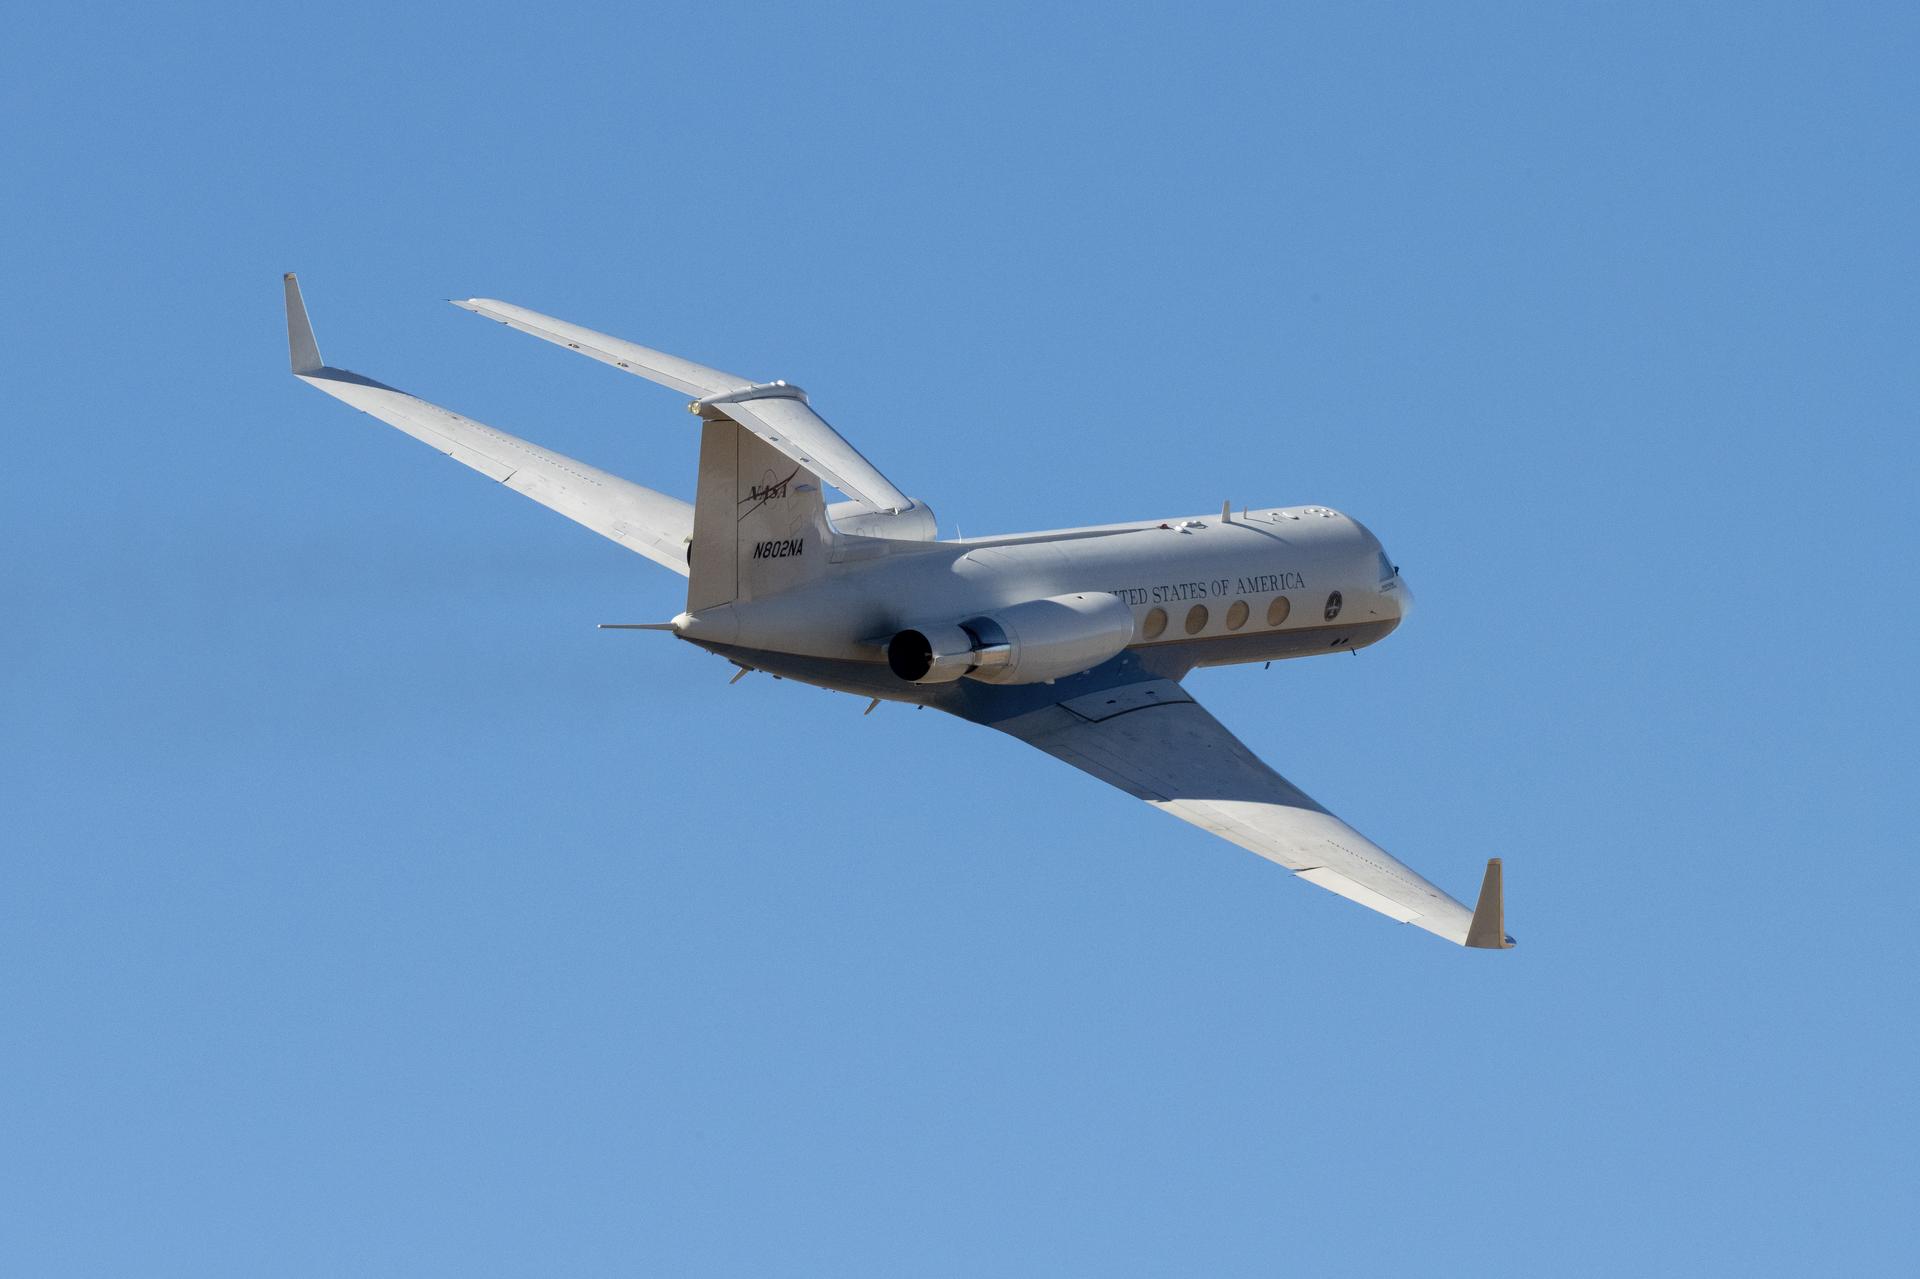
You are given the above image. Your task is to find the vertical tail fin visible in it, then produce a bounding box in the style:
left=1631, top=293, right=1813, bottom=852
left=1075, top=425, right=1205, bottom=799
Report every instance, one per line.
left=686, top=415, right=835, bottom=611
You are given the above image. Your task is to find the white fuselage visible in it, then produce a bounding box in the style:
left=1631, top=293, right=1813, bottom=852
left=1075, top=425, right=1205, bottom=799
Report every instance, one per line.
left=674, top=504, right=1409, bottom=700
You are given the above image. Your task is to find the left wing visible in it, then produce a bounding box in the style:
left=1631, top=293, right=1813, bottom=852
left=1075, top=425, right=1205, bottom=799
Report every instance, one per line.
left=284, top=276, right=694, bottom=574
left=951, top=666, right=1513, bottom=948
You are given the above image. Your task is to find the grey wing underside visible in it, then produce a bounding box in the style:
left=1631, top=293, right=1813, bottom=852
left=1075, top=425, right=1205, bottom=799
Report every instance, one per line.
left=285, top=276, right=694, bottom=574
left=960, top=668, right=1511, bottom=948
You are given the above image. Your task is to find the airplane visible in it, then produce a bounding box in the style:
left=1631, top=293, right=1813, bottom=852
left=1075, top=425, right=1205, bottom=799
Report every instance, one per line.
left=281, top=273, right=1514, bottom=950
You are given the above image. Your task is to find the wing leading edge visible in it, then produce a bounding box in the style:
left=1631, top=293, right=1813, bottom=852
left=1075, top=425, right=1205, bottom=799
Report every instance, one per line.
left=958, top=668, right=1513, bottom=948
left=284, top=276, right=694, bottom=575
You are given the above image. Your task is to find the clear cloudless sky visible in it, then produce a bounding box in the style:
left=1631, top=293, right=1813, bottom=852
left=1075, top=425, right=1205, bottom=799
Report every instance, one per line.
left=3, top=3, right=1915, bottom=1274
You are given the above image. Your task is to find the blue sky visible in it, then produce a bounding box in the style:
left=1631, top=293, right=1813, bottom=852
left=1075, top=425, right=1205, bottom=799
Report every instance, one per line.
left=3, top=2, right=1916, bottom=1274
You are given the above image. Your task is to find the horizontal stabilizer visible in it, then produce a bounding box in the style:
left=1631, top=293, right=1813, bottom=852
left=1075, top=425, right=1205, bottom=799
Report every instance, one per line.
left=453, top=297, right=918, bottom=515
left=694, top=385, right=914, bottom=515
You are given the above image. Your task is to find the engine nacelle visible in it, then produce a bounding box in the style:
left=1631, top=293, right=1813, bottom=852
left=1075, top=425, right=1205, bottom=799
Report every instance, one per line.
left=887, top=592, right=1136, bottom=686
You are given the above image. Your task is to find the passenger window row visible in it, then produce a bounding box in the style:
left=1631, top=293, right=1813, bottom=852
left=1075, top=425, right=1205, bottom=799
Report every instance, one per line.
left=1139, top=594, right=1293, bottom=640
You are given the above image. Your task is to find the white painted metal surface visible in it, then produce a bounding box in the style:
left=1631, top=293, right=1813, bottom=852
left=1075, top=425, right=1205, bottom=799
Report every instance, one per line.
left=284, top=276, right=1513, bottom=950
left=285, top=277, right=693, bottom=574
left=454, top=297, right=918, bottom=517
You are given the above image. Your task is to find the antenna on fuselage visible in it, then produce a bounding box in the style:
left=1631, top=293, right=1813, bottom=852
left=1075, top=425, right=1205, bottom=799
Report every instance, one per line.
left=1221, top=500, right=1232, bottom=524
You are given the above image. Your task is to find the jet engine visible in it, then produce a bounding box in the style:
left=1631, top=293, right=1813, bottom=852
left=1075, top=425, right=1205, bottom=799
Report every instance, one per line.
left=887, top=592, right=1136, bottom=686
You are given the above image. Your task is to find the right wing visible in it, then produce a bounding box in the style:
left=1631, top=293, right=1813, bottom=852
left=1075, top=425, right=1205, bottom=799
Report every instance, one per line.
left=951, top=665, right=1512, bottom=949
left=453, top=297, right=917, bottom=516
left=285, top=276, right=694, bottom=575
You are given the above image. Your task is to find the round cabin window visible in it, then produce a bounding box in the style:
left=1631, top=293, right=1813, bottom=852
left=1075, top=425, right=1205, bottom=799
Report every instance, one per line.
left=1267, top=596, right=1291, bottom=626
left=1225, top=600, right=1249, bottom=631
left=1184, top=604, right=1209, bottom=635
left=1141, top=606, right=1168, bottom=639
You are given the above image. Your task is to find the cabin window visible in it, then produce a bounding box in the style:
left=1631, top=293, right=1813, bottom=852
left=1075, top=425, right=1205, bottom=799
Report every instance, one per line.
left=1184, top=604, right=1209, bottom=635
left=1324, top=591, right=1343, bottom=621
left=1141, top=606, right=1168, bottom=640
left=1267, top=596, right=1291, bottom=626
left=1225, top=600, right=1249, bottom=631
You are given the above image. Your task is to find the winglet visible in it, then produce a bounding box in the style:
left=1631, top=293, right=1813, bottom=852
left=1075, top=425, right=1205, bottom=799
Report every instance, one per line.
left=1464, top=857, right=1515, bottom=949
left=283, top=272, right=323, bottom=374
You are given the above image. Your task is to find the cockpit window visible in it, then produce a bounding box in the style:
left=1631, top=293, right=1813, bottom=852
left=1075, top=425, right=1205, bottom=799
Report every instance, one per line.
left=1378, top=551, right=1396, bottom=581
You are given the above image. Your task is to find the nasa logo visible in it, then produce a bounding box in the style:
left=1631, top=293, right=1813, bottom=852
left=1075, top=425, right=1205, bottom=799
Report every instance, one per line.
left=739, top=466, right=800, bottom=521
